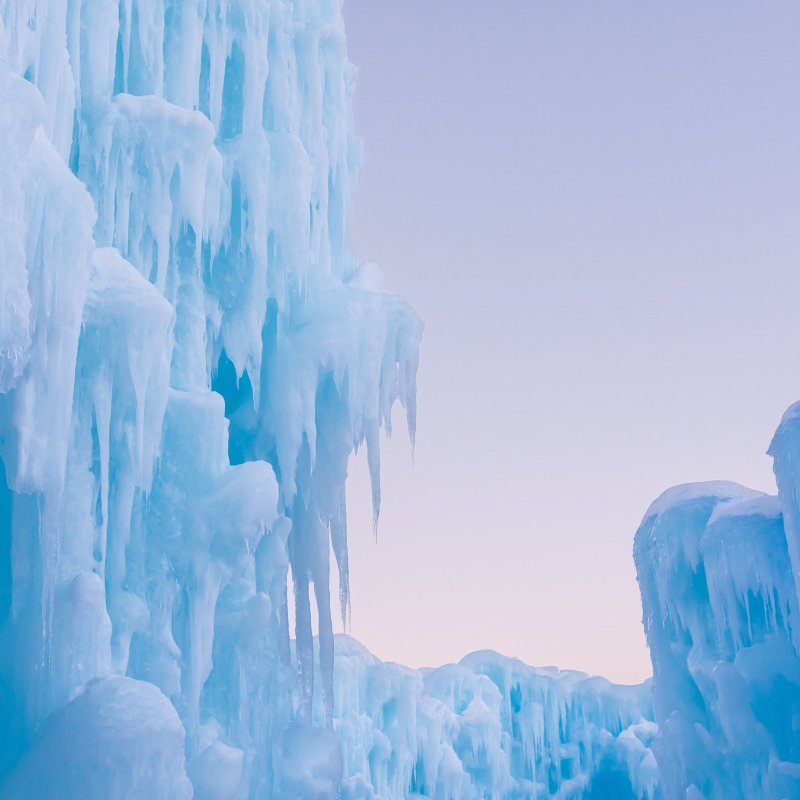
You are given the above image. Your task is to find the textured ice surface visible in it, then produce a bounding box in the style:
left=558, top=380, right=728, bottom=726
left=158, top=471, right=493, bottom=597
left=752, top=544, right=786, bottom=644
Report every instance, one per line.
left=635, top=480, right=800, bottom=799
left=0, top=0, right=421, bottom=795
left=0, top=1, right=663, bottom=793
left=1, top=676, right=193, bottom=800
left=328, top=636, right=659, bottom=800
left=2, top=0, right=794, bottom=797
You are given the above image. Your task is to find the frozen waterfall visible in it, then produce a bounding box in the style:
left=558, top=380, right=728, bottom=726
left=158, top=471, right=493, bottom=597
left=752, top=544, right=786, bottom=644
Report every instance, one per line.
left=0, top=0, right=420, bottom=794
left=2, top=0, right=797, bottom=798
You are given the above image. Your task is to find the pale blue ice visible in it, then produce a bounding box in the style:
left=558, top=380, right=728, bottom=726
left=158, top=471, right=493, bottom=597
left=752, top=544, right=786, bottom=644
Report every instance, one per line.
left=0, top=1, right=798, bottom=798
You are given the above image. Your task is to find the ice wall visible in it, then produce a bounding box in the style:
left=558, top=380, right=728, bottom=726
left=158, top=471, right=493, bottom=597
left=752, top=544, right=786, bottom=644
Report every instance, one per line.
left=325, top=636, right=659, bottom=800
left=0, top=1, right=717, bottom=798
left=635, top=480, right=800, bottom=799
left=0, top=0, right=421, bottom=796
left=769, top=402, right=800, bottom=653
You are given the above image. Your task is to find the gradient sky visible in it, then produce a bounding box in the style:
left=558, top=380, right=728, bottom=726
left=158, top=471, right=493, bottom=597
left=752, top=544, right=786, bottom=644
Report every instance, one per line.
left=335, top=1, right=800, bottom=683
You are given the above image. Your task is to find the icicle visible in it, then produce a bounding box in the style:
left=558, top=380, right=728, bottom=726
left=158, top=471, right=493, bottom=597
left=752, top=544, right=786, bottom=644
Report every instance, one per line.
left=330, top=489, right=350, bottom=630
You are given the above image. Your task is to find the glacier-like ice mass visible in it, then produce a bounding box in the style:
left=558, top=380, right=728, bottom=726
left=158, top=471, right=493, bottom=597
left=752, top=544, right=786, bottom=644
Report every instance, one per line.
left=635, top=478, right=800, bottom=799
left=1, top=0, right=798, bottom=798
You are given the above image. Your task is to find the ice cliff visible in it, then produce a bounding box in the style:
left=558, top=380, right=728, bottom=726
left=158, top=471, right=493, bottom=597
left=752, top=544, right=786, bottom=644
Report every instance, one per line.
left=0, top=0, right=422, bottom=795
left=635, top=470, right=800, bottom=797
left=1, top=0, right=795, bottom=798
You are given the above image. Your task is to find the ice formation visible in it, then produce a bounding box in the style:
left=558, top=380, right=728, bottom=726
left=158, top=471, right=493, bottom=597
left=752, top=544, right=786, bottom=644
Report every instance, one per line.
left=3, top=0, right=796, bottom=797
left=0, top=0, right=664, bottom=794
left=635, top=477, right=800, bottom=799
left=0, top=0, right=423, bottom=795
left=328, top=636, right=658, bottom=800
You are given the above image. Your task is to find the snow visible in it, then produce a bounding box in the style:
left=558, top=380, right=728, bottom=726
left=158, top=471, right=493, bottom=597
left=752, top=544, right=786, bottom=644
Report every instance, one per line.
left=640, top=480, right=764, bottom=524
left=706, top=493, right=781, bottom=524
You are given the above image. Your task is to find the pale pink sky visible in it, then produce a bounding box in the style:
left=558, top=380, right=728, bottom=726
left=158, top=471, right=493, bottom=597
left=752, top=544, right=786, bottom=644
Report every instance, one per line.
left=338, top=0, right=800, bottom=683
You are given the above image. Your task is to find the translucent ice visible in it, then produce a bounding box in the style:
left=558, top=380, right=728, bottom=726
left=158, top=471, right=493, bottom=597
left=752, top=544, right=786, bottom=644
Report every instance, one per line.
left=635, top=479, right=800, bottom=799
left=328, top=636, right=659, bottom=800
left=0, top=0, right=420, bottom=794
left=8, top=0, right=793, bottom=797
left=1, top=676, right=193, bottom=800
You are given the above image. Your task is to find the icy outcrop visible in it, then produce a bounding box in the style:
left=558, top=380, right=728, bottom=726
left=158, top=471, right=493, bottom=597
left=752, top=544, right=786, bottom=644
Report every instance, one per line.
left=0, top=0, right=420, bottom=795
left=769, top=402, right=800, bottom=652
left=1, top=676, right=193, bottom=800
left=635, top=480, right=800, bottom=799
left=326, top=636, right=659, bottom=800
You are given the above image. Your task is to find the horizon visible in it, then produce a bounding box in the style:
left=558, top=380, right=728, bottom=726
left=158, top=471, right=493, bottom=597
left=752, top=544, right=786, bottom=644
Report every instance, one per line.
left=340, top=0, right=800, bottom=684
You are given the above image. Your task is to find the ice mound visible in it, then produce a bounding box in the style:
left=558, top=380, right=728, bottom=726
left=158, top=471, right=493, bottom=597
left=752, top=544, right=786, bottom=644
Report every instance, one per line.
left=0, top=676, right=192, bottom=800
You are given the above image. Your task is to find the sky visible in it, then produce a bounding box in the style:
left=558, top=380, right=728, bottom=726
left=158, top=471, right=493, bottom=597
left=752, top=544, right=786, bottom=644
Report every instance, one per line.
left=336, top=1, right=800, bottom=684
